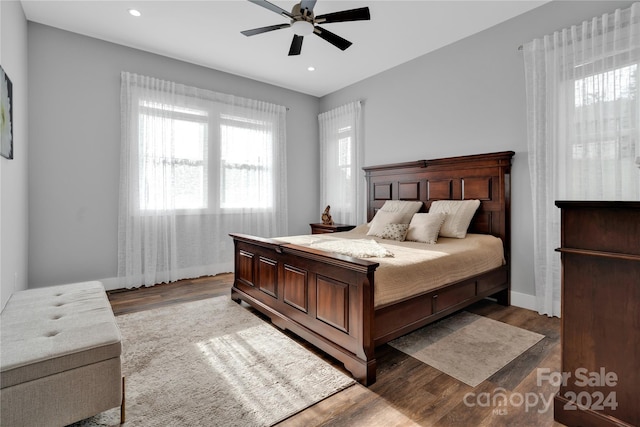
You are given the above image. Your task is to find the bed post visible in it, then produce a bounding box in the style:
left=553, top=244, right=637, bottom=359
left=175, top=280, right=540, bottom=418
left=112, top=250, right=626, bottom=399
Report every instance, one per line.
left=496, top=151, right=512, bottom=306
left=344, top=268, right=377, bottom=385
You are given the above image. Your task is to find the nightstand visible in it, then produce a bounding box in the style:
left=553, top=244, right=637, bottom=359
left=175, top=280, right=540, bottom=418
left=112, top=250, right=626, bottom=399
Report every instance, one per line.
left=309, top=223, right=356, bottom=234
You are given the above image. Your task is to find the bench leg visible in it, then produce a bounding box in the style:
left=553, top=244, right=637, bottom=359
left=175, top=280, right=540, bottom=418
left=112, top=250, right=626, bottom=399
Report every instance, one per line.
left=120, top=376, right=126, bottom=424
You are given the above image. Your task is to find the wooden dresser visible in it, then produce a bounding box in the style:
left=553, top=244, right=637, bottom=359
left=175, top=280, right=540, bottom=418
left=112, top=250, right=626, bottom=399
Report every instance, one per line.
left=554, top=201, right=639, bottom=427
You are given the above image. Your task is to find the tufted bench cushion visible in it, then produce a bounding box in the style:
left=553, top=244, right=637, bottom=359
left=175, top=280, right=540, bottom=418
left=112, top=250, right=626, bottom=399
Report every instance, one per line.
left=0, top=281, right=123, bottom=426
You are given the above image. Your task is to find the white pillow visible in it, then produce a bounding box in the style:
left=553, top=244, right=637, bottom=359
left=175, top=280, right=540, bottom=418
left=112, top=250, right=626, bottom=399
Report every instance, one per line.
left=379, top=200, right=423, bottom=213
left=377, top=200, right=423, bottom=224
left=405, top=213, right=446, bottom=244
left=429, top=200, right=481, bottom=238
left=366, top=211, right=408, bottom=236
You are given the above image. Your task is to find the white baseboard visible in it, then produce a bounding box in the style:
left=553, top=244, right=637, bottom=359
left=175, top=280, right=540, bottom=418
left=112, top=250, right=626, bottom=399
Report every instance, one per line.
left=98, top=263, right=234, bottom=291
left=510, top=291, right=537, bottom=312
left=99, top=277, right=123, bottom=291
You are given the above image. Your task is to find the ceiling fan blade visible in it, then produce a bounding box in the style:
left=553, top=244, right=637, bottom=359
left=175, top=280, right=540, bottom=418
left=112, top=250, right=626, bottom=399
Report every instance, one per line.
left=314, top=26, right=352, bottom=51
left=316, top=7, right=370, bottom=23
left=288, top=35, right=304, bottom=56
left=300, top=0, right=317, bottom=13
left=247, top=0, right=293, bottom=19
left=241, top=23, right=291, bottom=37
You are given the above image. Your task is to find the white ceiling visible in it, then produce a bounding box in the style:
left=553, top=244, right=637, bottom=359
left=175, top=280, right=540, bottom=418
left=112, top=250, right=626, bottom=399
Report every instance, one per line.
left=20, top=0, right=549, bottom=97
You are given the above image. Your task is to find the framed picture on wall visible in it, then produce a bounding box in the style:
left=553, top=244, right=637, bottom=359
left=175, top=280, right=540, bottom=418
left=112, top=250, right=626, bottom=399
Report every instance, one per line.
left=1, top=65, right=14, bottom=160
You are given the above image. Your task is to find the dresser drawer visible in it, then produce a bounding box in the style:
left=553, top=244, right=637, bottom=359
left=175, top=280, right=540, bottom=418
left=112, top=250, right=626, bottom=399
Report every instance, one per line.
left=559, top=201, right=640, bottom=256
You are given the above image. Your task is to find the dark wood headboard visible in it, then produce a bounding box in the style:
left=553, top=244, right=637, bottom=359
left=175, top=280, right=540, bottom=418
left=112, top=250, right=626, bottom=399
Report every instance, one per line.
left=363, top=151, right=514, bottom=259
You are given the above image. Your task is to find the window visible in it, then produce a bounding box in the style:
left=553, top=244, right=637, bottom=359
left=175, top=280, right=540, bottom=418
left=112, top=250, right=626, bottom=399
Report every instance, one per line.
left=569, top=63, right=638, bottom=198
left=318, top=101, right=364, bottom=225
left=336, top=125, right=354, bottom=211
left=573, top=64, right=637, bottom=161
left=574, top=64, right=637, bottom=107
left=139, top=101, right=209, bottom=211
left=220, top=114, right=274, bottom=209
left=119, top=72, right=288, bottom=287
left=522, top=2, right=639, bottom=317
left=136, top=100, right=281, bottom=212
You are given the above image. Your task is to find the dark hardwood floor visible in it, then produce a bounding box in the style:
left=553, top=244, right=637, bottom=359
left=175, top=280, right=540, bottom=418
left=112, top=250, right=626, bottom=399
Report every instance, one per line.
left=108, top=274, right=232, bottom=315
left=107, top=274, right=564, bottom=426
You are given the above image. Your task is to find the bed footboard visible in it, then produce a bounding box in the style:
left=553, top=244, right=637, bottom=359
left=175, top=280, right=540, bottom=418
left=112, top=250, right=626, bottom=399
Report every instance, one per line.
left=230, top=233, right=380, bottom=385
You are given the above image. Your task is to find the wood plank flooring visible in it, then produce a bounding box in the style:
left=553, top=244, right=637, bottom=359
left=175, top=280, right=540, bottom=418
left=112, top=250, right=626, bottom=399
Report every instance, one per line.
left=108, top=274, right=231, bottom=315
left=107, top=274, right=564, bottom=426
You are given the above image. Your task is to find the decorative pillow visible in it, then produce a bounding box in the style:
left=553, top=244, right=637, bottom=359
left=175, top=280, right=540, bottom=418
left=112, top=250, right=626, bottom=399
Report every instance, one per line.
left=366, top=211, right=408, bottom=236
left=428, top=200, right=481, bottom=238
left=376, top=223, right=409, bottom=241
left=405, top=213, right=446, bottom=244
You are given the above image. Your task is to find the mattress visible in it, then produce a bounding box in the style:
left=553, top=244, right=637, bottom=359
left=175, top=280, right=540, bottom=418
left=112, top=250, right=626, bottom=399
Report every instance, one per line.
left=275, top=224, right=505, bottom=308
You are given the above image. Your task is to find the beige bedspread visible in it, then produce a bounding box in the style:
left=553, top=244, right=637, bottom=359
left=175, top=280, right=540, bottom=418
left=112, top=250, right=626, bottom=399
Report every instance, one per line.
left=275, top=225, right=505, bottom=308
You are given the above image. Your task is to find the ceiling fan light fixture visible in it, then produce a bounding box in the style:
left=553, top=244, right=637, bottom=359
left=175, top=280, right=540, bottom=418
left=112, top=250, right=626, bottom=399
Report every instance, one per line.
left=242, top=1, right=370, bottom=55
left=291, top=21, right=314, bottom=36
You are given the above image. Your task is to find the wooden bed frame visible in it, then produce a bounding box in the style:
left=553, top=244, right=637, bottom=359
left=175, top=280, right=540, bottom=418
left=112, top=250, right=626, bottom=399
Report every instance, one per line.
left=230, top=151, right=514, bottom=385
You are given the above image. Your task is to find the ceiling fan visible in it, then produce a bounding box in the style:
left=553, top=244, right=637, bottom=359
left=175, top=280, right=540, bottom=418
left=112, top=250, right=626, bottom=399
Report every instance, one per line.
left=241, top=0, right=370, bottom=56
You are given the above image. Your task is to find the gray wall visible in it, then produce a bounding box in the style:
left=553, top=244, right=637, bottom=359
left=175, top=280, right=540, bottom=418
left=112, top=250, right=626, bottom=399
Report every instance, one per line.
left=1, top=0, right=29, bottom=309
left=24, top=1, right=634, bottom=300
left=319, top=0, right=635, bottom=303
left=27, top=23, right=320, bottom=289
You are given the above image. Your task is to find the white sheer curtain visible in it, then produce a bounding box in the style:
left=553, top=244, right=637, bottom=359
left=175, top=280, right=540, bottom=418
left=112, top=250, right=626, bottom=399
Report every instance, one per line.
left=319, top=101, right=365, bottom=225
left=119, top=72, right=287, bottom=288
left=523, top=3, right=640, bottom=317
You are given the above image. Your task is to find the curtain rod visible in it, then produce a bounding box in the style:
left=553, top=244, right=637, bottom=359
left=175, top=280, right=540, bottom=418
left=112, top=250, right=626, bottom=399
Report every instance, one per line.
left=288, top=98, right=367, bottom=113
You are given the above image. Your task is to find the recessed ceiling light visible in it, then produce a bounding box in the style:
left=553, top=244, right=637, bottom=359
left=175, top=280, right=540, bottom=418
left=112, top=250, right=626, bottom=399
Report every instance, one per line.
left=307, top=66, right=315, bottom=72
left=128, top=9, right=141, bottom=17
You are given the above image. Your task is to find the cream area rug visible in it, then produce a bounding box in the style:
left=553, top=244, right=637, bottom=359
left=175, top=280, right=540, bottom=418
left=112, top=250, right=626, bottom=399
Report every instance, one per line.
left=389, top=311, right=544, bottom=387
left=73, top=297, right=355, bottom=427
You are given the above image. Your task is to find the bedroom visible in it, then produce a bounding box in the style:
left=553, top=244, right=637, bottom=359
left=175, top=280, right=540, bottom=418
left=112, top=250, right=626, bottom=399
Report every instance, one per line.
left=1, top=0, right=638, bottom=426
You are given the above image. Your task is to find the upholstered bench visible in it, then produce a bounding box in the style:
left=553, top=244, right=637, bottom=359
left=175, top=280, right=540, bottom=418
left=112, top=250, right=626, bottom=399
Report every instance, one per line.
left=0, top=281, right=125, bottom=426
